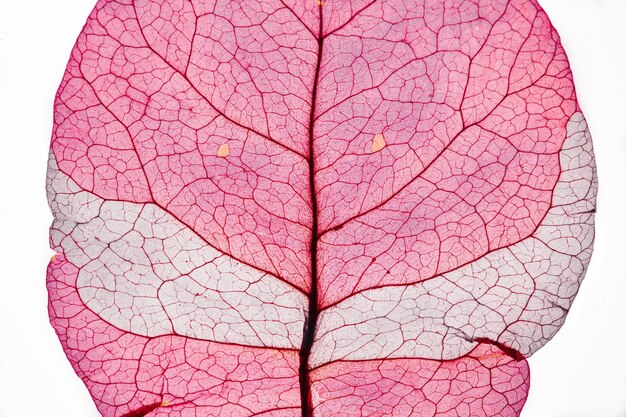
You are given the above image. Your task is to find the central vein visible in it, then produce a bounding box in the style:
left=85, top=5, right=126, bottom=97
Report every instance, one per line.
left=299, top=6, right=324, bottom=417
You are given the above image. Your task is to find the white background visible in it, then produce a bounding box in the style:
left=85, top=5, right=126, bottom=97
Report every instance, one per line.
left=0, top=0, right=624, bottom=416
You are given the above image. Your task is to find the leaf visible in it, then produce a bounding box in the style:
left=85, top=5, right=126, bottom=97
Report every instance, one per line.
left=47, top=0, right=596, bottom=416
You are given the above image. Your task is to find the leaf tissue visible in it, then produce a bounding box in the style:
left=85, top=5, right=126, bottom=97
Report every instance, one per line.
left=47, top=0, right=597, bottom=415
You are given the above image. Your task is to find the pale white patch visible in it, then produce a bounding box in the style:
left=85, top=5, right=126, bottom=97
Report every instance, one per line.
left=311, top=112, right=596, bottom=367
left=47, top=156, right=307, bottom=349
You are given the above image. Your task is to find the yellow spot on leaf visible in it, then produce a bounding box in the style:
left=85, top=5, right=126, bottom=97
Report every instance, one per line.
left=217, top=143, right=230, bottom=158
left=371, top=133, right=386, bottom=153
left=478, top=353, right=506, bottom=361
left=161, top=401, right=169, bottom=407
left=50, top=254, right=58, bottom=263
left=317, top=0, right=325, bottom=5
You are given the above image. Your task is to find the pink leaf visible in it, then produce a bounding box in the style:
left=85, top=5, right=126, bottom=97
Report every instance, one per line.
left=47, top=0, right=596, bottom=416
